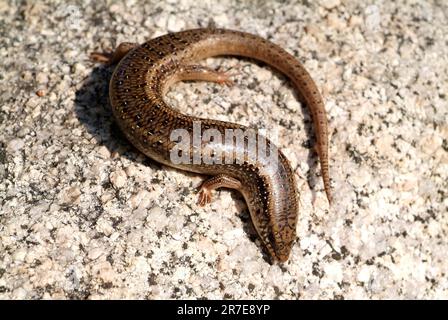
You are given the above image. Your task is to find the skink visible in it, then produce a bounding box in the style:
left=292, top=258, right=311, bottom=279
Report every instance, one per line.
left=91, top=28, right=331, bottom=262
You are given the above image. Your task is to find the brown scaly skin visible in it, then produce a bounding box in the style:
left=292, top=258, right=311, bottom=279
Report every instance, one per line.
left=91, top=28, right=331, bottom=262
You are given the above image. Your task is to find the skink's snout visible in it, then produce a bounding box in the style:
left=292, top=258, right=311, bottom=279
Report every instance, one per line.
left=274, top=242, right=293, bottom=263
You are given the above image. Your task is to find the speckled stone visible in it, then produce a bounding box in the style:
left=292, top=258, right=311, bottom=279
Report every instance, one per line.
left=0, top=0, right=447, bottom=299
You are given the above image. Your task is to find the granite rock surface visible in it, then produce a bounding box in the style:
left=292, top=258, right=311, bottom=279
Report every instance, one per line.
left=0, top=0, right=447, bottom=299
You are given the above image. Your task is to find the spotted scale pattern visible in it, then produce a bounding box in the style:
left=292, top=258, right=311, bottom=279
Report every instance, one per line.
left=109, top=28, right=330, bottom=262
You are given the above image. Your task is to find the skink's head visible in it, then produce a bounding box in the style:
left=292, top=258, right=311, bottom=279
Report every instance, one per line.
left=272, top=227, right=296, bottom=263
left=256, top=167, right=298, bottom=262
left=249, top=205, right=297, bottom=264
left=269, top=224, right=296, bottom=263
left=245, top=151, right=299, bottom=263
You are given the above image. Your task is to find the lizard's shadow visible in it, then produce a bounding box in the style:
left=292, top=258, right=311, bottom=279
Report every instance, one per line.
left=74, top=64, right=132, bottom=163
left=74, top=58, right=317, bottom=265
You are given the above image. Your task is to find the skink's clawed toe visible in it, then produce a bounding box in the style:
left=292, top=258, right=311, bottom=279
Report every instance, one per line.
left=219, top=78, right=234, bottom=87
left=197, top=188, right=212, bottom=206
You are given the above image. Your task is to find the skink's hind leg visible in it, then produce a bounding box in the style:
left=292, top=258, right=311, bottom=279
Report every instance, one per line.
left=197, top=174, right=242, bottom=206
left=90, top=42, right=138, bottom=65
left=177, top=65, right=236, bottom=86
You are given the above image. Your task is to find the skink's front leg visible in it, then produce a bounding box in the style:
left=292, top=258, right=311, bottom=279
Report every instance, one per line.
left=197, top=174, right=243, bottom=206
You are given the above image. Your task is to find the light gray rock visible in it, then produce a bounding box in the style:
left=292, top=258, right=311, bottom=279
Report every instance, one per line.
left=0, top=0, right=447, bottom=300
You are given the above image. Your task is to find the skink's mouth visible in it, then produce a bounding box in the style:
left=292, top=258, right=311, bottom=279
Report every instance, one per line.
left=265, top=232, right=292, bottom=263
left=273, top=244, right=292, bottom=263
left=270, top=230, right=295, bottom=263
left=276, top=253, right=290, bottom=263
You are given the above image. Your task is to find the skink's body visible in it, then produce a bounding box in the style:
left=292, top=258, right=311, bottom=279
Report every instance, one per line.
left=93, top=28, right=331, bottom=262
